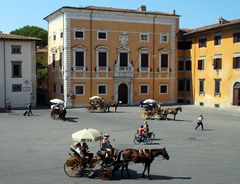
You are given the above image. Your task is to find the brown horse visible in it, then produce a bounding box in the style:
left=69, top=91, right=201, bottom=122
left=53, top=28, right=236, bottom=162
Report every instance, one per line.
left=120, top=148, right=169, bottom=179
left=107, top=101, right=120, bottom=112
left=163, top=106, right=182, bottom=120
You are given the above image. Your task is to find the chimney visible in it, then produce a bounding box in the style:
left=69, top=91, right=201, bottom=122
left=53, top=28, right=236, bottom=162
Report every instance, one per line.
left=137, top=5, right=146, bottom=12
left=218, top=17, right=228, bottom=24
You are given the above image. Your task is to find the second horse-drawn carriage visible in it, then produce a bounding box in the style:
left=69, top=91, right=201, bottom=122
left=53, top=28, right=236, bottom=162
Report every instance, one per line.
left=140, top=99, right=182, bottom=120
left=86, top=96, right=120, bottom=113
left=140, top=99, right=165, bottom=120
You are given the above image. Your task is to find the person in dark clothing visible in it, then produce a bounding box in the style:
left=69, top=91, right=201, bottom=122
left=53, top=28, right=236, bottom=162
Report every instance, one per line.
left=195, top=115, right=204, bottom=130
left=27, top=103, right=33, bottom=116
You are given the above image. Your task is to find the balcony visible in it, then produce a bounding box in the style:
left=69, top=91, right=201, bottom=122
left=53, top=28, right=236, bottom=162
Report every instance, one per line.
left=114, top=66, right=133, bottom=78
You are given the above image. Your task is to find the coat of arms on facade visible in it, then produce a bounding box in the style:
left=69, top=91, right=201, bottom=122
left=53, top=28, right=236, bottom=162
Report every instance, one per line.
left=119, top=33, right=128, bottom=48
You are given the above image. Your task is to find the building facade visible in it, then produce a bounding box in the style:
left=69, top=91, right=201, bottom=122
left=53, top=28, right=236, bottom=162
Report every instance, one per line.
left=0, top=33, right=38, bottom=108
left=44, top=6, right=179, bottom=107
left=178, top=18, right=240, bottom=108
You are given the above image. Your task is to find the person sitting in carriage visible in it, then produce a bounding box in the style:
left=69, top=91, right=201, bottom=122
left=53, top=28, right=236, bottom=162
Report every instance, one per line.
left=70, top=142, right=82, bottom=157
left=81, top=142, right=94, bottom=167
left=101, top=133, right=114, bottom=160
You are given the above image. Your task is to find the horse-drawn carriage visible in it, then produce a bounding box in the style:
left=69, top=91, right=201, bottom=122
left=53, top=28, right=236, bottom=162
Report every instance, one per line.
left=64, top=129, right=170, bottom=180
left=140, top=99, right=183, bottom=120
left=86, top=96, right=120, bottom=113
left=85, top=96, right=108, bottom=113
left=140, top=99, right=165, bottom=120
left=50, top=99, right=67, bottom=120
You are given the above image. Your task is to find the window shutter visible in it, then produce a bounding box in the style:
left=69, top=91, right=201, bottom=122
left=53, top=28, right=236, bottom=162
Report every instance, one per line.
left=233, top=33, right=237, bottom=43
left=233, top=57, right=236, bottom=69
left=219, top=59, right=222, bottom=69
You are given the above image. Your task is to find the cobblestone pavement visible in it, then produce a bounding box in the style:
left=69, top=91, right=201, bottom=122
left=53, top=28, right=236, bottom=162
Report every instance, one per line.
left=0, top=105, right=239, bottom=184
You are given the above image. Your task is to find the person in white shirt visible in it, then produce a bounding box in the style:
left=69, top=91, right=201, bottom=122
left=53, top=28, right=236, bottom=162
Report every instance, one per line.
left=195, top=115, right=204, bottom=130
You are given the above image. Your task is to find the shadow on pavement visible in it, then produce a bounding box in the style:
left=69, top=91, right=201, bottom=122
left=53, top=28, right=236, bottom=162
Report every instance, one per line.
left=64, top=117, right=79, bottom=123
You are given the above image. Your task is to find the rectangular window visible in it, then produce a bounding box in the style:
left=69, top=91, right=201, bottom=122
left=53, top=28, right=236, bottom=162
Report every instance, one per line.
left=198, top=59, right=205, bottom=70
left=213, top=58, right=222, bottom=70
left=199, top=37, right=207, bottom=48
left=141, top=53, right=149, bottom=68
left=98, top=31, right=107, bottom=40
left=161, top=54, right=168, bottom=71
left=233, top=32, right=240, bottom=43
left=75, top=51, right=84, bottom=70
left=12, top=84, right=22, bottom=92
left=140, top=33, right=149, bottom=42
left=75, top=85, right=84, bottom=95
left=52, top=53, right=56, bottom=69
left=233, top=57, right=240, bottom=69
left=60, top=32, right=63, bottom=38
left=59, top=52, right=63, bottom=69
left=53, top=84, right=56, bottom=93
left=75, top=30, right=84, bottom=39
left=98, top=52, right=107, bottom=67
left=12, top=61, right=22, bottom=78
left=120, top=53, right=128, bottom=67
left=214, top=79, right=221, bottom=95
left=53, top=34, right=56, bottom=41
left=214, top=34, right=222, bottom=45
left=199, top=79, right=205, bottom=94
left=98, top=85, right=107, bottom=95
left=178, top=60, right=184, bottom=71
left=185, top=60, right=191, bottom=71
left=160, top=84, right=168, bottom=94
left=178, top=41, right=192, bottom=50
left=160, top=33, right=168, bottom=43
left=178, top=79, right=185, bottom=91
left=11, top=45, right=21, bottom=54
left=186, top=79, right=191, bottom=92
left=60, top=85, right=64, bottom=94
left=140, top=85, right=148, bottom=94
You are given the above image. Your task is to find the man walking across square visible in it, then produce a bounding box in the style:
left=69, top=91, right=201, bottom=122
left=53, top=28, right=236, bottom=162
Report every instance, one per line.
left=195, top=115, right=204, bottom=130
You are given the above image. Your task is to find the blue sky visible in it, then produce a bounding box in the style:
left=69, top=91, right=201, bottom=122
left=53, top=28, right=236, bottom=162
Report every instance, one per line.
left=1, top=0, right=240, bottom=33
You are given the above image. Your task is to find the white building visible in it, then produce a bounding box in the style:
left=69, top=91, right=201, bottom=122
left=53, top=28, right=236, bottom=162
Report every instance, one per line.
left=0, top=33, right=39, bottom=108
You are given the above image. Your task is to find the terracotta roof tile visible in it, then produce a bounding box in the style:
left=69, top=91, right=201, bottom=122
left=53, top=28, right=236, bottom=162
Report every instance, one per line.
left=0, top=33, right=40, bottom=41
left=184, top=18, right=240, bottom=36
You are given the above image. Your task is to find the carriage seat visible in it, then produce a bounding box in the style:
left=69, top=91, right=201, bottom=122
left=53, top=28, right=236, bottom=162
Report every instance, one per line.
left=70, top=145, right=82, bottom=157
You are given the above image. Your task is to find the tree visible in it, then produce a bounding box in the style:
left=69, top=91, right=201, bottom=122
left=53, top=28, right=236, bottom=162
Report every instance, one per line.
left=10, top=25, right=48, bottom=48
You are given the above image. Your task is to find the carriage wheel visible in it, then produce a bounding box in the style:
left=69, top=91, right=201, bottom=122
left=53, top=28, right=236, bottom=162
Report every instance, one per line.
left=64, top=161, right=84, bottom=177
left=98, top=167, right=112, bottom=180
left=145, top=136, right=153, bottom=144
left=133, top=133, right=141, bottom=145
left=151, top=133, right=155, bottom=140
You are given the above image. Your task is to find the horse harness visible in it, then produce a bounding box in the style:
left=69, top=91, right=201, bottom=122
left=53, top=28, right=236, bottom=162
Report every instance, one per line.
left=138, top=149, right=153, bottom=160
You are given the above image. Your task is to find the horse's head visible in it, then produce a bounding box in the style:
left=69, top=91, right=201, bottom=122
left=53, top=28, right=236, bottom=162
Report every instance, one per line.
left=161, top=147, right=170, bottom=160
left=177, top=106, right=182, bottom=112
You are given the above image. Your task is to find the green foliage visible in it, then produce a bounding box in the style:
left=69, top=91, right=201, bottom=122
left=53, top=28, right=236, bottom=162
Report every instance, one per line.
left=10, top=25, right=48, bottom=47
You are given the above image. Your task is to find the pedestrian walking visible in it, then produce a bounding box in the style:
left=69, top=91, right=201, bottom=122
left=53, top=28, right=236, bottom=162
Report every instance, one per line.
left=5, top=102, right=12, bottom=114
left=27, top=103, right=33, bottom=116
left=195, top=115, right=204, bottom=130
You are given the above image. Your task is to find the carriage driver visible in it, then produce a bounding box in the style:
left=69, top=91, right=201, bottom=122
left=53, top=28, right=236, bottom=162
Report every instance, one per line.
left=101, top=134, right=114, bottom=160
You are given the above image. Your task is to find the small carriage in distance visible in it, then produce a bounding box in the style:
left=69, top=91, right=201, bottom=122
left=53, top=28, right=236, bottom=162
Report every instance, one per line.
left=85, top=96, right=108, bottom=113
left=140, top=99, right=165, bottom=120
left=64, top=129, right=120, bottom=180
left=50, top=99, right=67, bottom=120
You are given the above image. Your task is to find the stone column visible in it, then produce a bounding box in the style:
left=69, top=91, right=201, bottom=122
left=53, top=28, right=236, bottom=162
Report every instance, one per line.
left=63, top=14, right=72, bottom=108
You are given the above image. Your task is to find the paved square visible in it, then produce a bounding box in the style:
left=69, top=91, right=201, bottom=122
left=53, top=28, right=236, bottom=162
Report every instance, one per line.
left=0, top=105, right=239, bottom=184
